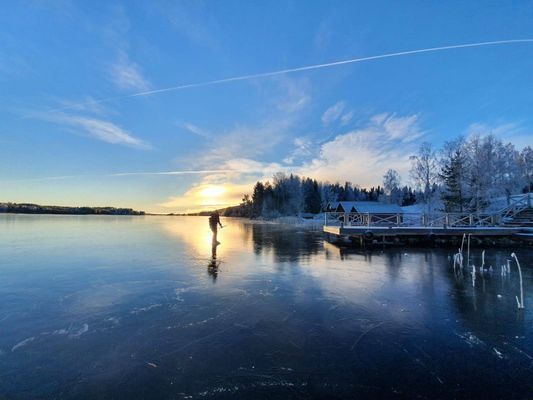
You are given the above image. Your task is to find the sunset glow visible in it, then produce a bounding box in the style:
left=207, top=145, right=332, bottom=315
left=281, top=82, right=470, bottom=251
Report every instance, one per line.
left=199, top=186, right=226, bottom=199
left=1, top=2, right=532, bottom=215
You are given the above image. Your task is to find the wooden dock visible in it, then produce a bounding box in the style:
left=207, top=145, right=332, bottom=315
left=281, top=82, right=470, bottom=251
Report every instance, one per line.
left=323, top=224, right=532, bottom=246
left=324, top=225, right=524, bottom=237
left=323, top=194, right=533, bottom=246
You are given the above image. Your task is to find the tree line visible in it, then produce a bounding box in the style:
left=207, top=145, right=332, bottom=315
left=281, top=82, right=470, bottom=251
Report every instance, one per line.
left=412, top=135, right=531, bottom=213
left=223, top=134, right=532, bottom=218
left=0, top=203, right=145, bottom=215
left=224, top=175, right=419, bottom=218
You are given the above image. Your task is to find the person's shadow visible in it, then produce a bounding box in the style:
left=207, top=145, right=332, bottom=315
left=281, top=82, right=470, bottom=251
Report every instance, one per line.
left=207, top=241, right=220, bottom=282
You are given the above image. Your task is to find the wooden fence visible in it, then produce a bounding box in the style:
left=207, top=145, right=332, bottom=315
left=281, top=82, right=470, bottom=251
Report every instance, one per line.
left=324, top=193, right=532, bottom=228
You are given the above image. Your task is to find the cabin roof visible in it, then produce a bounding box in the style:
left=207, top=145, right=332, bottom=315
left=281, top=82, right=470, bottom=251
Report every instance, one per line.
left=330, top=201, right=403, bottom=214
left=327, top=201, right=340, bottom=210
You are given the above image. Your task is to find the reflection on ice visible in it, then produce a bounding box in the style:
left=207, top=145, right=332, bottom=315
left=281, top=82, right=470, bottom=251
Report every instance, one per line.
left=0, top=215, right=531, bottom=399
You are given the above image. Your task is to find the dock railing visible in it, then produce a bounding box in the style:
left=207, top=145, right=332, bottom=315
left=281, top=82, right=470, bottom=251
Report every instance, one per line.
left=324, top=193, right=533, bottom=228
left=324, top=193, right=532, bottom=228
left=325, top=212, right=499, bottom=228
left=498, top=193, right=532, bottom=220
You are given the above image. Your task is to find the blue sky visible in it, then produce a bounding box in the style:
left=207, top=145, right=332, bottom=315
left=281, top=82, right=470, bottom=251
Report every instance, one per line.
left=1, top=1, right=533, bottom=212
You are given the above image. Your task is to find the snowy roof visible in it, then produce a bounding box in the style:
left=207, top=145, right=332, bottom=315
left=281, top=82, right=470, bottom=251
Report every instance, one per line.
left=336, top=201, right=403, bottom=214
left=327, top=201, right=340, bottom=209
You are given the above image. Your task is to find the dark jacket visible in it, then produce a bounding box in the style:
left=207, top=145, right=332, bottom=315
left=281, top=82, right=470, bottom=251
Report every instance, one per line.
left=209, top=213, right=221, bottom=229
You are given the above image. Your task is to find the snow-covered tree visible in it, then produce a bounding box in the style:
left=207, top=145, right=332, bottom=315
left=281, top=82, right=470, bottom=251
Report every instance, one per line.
left=383, top=169, right=401, bottom=195
left=320, top=182, right=338, bottom=210
left=519, top=146, right=533, bottom=193
left=410, top=142, right=439, bottom=213
left=238, top=134, right=529, bottom=218
left=464, top=135, right=494, bottom=212
left=382, top=169, right=402, bottom=204
left=486, top=140, right=520, bottom=204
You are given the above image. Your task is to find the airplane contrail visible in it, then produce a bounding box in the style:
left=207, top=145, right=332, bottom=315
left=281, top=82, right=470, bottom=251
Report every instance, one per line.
left=109, top=169, right=239, bottom=177
left=0, top=169, right=252, bottom=183
left=51, top=39, right=533, bottom=112
left=0, top=175, right=85, bottom=183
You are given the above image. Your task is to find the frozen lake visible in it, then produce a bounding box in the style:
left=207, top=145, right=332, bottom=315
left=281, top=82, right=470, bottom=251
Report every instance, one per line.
left=0, top=215, right=532, bottom=399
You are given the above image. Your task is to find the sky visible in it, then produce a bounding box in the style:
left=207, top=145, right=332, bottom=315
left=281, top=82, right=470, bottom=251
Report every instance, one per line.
left=1, top=0, right=533, bottom=213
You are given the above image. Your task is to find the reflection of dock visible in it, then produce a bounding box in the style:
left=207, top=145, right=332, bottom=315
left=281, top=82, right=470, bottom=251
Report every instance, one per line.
left=324, top=225, right=528, bottom=246
left=324, top=225, right=524, bottom=236
left=323, top=194, right=533, bottom=246
left=323, top=240, right=375, bottom=259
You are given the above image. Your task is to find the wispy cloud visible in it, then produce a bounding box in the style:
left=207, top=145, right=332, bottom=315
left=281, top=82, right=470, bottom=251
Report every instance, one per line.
left=98, top=6, right=151, bottom=92
left=65, top=116, right=150, bottom=148
left=297, top=113, right=425, bottom=186
left=322, top=101, right=354, bottom=126
left=283, top=137, right=315, bottom=164
left=109, top=51, right=151, bottom=91
left=465, top=121, right=530, bottom=149
left=322, top=101, right=345, bottom=126
left=199, top=121, right=289, bottom=165
left=179, top=122, right=211, bottom=138
left=340, top=111, right=353, bottom=125
left=187, top=76, right=310, bottom=167
left=213, top=158, right=286, bottom=183
left=371, top=113, right=423, bottom=142
left=3, top=115, right=425, bottom=210
left=158, top=77, right=311, bottom=211
left=35, top=112, right=150, bottom=149
left=54, top=96, right=114, bottom=115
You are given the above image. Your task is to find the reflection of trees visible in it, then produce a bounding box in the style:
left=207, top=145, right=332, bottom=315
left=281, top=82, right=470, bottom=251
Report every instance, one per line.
left=382, top=251, right=407, bottom=282
left=324, top=244, right=450, bottom=315
left=242, top=222, right=322, bottom=263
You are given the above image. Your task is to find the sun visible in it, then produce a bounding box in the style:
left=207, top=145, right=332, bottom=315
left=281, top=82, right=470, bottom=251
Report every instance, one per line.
left=199, top=186, right=226, bottom=198
left=198, top=186, right=226, bottom=200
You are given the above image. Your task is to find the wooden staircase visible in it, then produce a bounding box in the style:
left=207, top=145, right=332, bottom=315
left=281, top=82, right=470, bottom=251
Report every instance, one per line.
left=503, top=208, right=533, bottom=227
left=498, top=193, right=532, bottom=228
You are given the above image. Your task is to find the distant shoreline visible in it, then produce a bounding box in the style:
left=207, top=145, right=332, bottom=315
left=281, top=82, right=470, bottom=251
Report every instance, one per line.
left=0, top=202, right=145, bottom=216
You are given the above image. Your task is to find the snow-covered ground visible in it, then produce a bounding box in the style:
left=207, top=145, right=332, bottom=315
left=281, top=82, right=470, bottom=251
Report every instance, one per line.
left=269, top=214, right=325, bottom=229
left=402, top=194, right=530, bottom=215
left=267, top=194, right=531, bottom=229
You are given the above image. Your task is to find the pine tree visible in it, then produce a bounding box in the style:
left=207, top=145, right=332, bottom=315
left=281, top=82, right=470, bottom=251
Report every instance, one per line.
left=440, top=149, right=467, bottom=213
left=251, top=182, right=265, bottom=217
left=303, top=179, right=322, bottom=213
left=262, top=182, right=275, bottom=217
